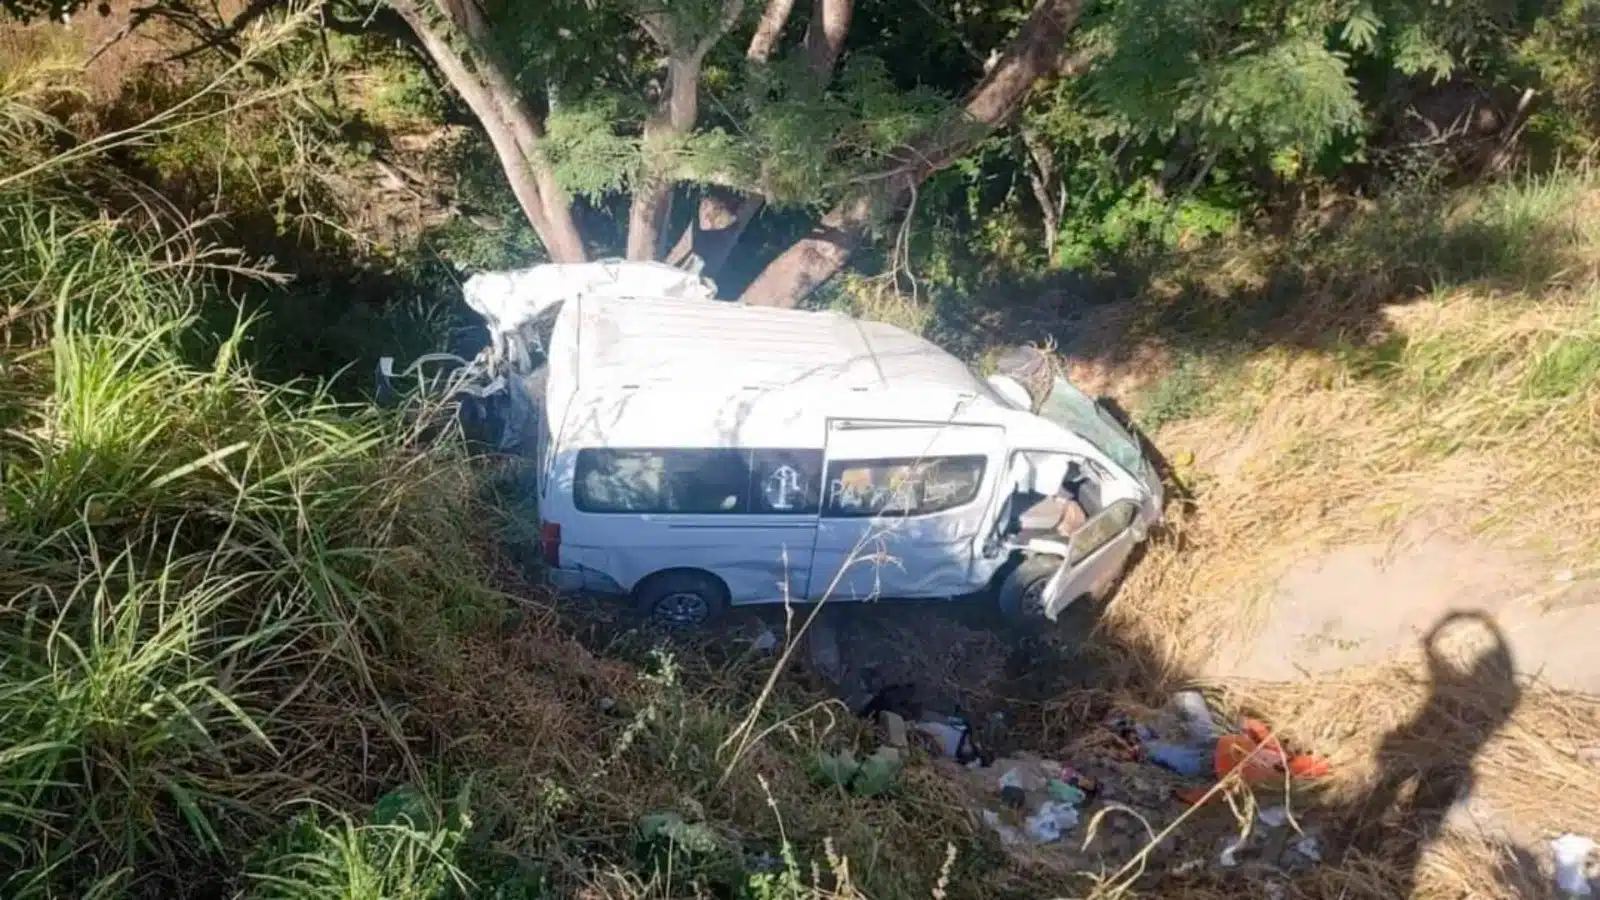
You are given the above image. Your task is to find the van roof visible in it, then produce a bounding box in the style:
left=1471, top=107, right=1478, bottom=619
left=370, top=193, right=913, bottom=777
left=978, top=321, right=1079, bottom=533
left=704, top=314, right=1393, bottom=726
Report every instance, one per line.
left=573, top=294, right=994, bottom=398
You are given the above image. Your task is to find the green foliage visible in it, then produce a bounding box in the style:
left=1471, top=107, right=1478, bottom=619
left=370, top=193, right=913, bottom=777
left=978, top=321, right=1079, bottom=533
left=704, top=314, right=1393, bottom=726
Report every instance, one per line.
left=807, top=747, right=903, bottom=797
left=538, top=51, right=955, bottom=211
left=1082, top=0, right=1482, bottom=158
left=545, top=95, right=644, bottom=201
left=1525, top=333, right=1600, bottom=401
left=637, top=811, right=726, bottom=856
left=1134, top=354, right=1221, bottom=431
left=1513, top=0, right=1600, bottom=159
left=0, top=78, right=499, bottom=896
left=1178, top=38, right=1362, bottom=155
left=1058, top=175, right=1246, bottom=269
left=248, top=785, right=472, bottom=900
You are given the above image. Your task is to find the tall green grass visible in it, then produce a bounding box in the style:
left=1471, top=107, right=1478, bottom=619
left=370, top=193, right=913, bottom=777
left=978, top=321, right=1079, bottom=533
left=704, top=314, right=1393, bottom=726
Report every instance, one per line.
left=0, top=158, right=497, bottom=899
left=0, top=20, right=985, bottom=900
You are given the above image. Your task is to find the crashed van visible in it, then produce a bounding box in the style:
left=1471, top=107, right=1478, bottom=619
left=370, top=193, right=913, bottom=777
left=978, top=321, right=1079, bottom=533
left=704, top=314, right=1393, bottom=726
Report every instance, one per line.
left=447, top=260, right=1163, bottom=629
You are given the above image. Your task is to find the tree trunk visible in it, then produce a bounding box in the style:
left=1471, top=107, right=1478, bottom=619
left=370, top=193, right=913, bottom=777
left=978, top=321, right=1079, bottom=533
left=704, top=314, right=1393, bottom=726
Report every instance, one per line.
left=628, top=53, right=704, bottom=260
left=1020, top=127, right=1062, bottom=266
left=747, top=0, right=797, bottom=61
left=803, top=0, right=853, bottom=78
left=392, top=0, right=587, bottom=263
left=740, top=0, right=1087, bottom=307
left=666, top=0, right=855, bottom=281
left=627, top=0, right=745, bottom=261
left=665, top=188, right=767, bottom=272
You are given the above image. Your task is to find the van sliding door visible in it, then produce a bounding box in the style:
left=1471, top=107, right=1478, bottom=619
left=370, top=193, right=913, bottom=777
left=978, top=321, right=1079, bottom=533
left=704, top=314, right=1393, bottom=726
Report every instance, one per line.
left=808, top=420, right=1004, bottom=602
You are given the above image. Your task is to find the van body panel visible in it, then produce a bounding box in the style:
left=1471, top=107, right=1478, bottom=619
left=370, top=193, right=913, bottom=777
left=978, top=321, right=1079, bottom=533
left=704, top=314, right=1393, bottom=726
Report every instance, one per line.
left=808, top=419, right=1005, bottom=601
left=480, top=263, right=1165, bottom=616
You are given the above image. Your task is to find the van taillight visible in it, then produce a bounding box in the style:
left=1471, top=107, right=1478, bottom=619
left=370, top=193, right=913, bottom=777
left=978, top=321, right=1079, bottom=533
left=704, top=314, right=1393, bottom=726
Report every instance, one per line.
left=539, top=522, right=561, bottom=568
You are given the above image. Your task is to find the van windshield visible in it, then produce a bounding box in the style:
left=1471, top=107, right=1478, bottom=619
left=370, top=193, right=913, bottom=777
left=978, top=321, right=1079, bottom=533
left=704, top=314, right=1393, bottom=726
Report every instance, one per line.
left=1037, top=378, right=1144, bottom=475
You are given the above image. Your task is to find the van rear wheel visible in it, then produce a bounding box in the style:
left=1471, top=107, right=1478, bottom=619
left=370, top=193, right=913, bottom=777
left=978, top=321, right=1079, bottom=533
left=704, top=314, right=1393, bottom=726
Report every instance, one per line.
left=636, top=570, right=729, bottom=630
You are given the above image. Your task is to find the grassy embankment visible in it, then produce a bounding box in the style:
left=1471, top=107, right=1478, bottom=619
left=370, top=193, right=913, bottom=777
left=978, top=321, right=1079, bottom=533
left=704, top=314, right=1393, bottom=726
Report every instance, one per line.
left=4, top=13, right=1599, bottom=900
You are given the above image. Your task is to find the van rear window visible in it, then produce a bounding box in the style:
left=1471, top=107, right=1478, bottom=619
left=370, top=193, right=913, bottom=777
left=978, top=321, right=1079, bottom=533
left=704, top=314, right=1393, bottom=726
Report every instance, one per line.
left=573, top=448, right=823, bottom=515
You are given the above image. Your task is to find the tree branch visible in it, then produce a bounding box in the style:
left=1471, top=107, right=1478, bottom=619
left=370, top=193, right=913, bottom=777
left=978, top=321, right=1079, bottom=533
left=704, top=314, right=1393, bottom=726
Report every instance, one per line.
left=740, top=0, right=1086, bottom=307
left=665, top=0, right=857, bottom=278
left=390, top=0, right=586, bottom=262
left=626, top=0, right=746, bottom=261
left=1020, top=127, right=1061, bottom=265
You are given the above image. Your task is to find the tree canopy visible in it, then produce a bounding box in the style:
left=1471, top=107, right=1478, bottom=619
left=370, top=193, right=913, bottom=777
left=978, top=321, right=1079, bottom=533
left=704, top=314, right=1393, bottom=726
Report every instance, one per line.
left=370, top=0, right=1588, bottom=305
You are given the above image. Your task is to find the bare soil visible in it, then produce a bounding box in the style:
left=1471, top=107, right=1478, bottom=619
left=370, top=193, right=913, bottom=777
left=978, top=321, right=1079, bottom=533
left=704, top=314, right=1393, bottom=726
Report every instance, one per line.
left=1204, top=528, right=1600, bottom=694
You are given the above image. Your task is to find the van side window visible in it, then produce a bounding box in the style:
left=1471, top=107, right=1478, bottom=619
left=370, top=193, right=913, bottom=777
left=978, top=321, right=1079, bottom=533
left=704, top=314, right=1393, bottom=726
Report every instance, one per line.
left=823, top=455, right=987, bottom=518
left=573, top=448, right=825, bottom=515
left=749, top=449, right=823, bottom=515
left=575, top=448, right=750, bottom=514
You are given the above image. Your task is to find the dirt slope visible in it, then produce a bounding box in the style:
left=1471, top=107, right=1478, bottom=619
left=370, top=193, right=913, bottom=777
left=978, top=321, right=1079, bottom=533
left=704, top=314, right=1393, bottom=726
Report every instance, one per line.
left=1203, top=528, right=1600, bottom=694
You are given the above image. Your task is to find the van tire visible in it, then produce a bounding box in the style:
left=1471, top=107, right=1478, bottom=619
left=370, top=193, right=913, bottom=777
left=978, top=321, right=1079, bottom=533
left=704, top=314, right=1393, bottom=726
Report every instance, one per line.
left=996, top=555, right=1068, bottom=624
left=635, top=569, right=729, bottom=630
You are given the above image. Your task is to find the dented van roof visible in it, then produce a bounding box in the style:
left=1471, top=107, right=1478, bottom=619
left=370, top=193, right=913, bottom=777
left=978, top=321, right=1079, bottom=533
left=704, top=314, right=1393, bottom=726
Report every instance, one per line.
left=572, top=293, right=996, bottom=399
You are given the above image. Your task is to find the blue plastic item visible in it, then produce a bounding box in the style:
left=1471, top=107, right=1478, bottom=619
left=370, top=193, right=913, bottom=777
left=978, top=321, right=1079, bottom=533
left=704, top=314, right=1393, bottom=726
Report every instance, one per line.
left=1145, top=740, right=1210, bottom=777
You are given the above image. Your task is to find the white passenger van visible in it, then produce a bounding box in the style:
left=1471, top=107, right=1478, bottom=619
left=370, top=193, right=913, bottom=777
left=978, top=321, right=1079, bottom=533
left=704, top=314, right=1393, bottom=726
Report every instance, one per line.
left=458, top=261, right=1164, bottom=629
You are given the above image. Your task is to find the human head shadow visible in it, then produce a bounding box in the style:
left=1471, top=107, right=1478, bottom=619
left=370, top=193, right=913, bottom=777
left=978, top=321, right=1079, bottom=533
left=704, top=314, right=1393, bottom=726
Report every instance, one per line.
left=1332, top=609, right=1525, bottom=897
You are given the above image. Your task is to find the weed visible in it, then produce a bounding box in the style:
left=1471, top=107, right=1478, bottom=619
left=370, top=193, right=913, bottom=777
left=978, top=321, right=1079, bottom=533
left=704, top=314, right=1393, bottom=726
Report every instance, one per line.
left=1524, top=332, right=1600, bottom=400
left=1134, top=354, right=1220, bottom=431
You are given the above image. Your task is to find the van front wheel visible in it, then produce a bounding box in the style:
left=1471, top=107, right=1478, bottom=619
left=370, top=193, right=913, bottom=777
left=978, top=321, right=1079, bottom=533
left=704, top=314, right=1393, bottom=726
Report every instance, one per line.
left=636, top=570, right=729, bottom=630
left=996, top=556, right=1064, bottom=624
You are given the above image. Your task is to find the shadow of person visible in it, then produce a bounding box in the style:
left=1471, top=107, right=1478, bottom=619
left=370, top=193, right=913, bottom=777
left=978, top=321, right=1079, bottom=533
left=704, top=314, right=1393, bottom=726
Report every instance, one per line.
left=1335, top=610, right=1524, bottom=898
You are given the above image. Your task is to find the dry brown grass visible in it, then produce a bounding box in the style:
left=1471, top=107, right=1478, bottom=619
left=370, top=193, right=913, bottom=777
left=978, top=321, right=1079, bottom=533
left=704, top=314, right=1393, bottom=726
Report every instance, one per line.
left=423, top=173, right=1600, bottom=899
left=1025, top=173, right=1600, bottom=898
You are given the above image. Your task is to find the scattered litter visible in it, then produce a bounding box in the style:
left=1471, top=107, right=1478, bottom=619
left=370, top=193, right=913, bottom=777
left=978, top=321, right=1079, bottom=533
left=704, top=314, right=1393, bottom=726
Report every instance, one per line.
left=1001, top=784, right=1027, bottom=809
left=1264, top=881, right=1288, bottom=900
left=1104, top=712, right=1158, bottom=758
left=1046, top=779, right=1088, bottom=806
left=880, top=711, right=908, bottom=748
left=1556, top=569, right=1577, bottom=583
left=936, top=723, right=1332, bottom=879
left=1218, top=836, right=1245, bottom=868
left=1146, top=740, right=1210, bottom=777
left=1553, top=833, right=1594, bottom=897
left=914, top=717, right=971, bottom=759
left=1214, top=719, right=1330, bottom=783
left=981, top=809, right=1025, bottom=846
left=1258, top=806, right=1290, bottom=828
left=1170, top=690, right=1223, bottom=741
left=751, top=624, right=779, bottom=652
left=1024, top=800, right=1080, bottom=843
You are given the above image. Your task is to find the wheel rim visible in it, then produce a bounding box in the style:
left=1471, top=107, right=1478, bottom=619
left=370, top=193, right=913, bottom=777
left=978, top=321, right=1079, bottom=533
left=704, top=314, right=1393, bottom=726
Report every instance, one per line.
left=1021, top=579, right=1048, bottom=617
left=655, top=591, right=709, bottom=628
